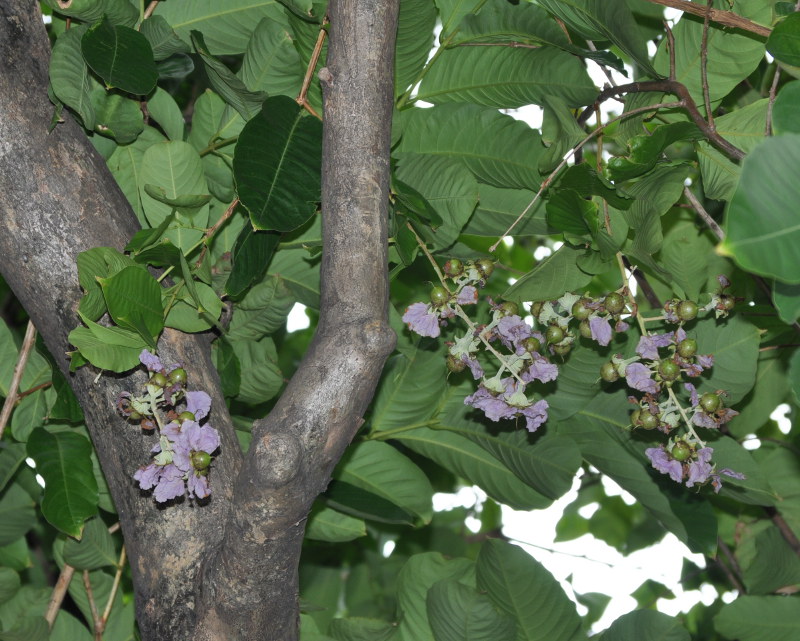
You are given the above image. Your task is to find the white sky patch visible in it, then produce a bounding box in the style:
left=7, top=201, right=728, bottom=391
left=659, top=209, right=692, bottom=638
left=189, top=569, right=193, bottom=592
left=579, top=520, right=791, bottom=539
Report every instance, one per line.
left=772, top=403, right=792, bottom=434
left=742, top=436, right=761, bottom=451
left=286, top=303, right=310, bottom=333
left=534, top=246, right=553, bottom=261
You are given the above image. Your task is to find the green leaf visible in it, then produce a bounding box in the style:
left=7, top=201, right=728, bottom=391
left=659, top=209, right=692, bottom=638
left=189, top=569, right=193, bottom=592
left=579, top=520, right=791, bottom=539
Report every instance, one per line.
left=417, top=46, right=596, bottom=109
left=599, top=609, right=689, bottom=641
left=539, top=95, right=587, bottom=173
left=211, top=338, right=241, bottom=399
left=0, top=485, right=36, bottom=547
left=233, top=96, right=322, bottom=232
left=225, top=226, right=282, bottom=298
left=49, top=27, right=94, bottom=130
left=707, top=437, right=777, bottom=506
left=229, top=337, right=283, bottom=404
left=240, top=17, right=304, bottom=97
left=139, top=15, right=191, bottom=61
left=140, top=141, right=211, bottom=252
left=768, top=12, right=800, bottom=67
left=546, top=189, right=599, bottom=239
left=335, top=441, right=433, bottom=523
left=462, top=185, right=550, bottom=237
left=476, top=539, right=585, bottom=641
left=42, top=0, right=138, bottom=26
left=696, top=99, right=768, bottom=201
left=730, top=348, right=790, bottom=437
left=90, top=89, right=145, bottom=144
left=0, top=444, right=28, bottom=494
left=394, top=154, right=478, bottom=250
left=0, top=615, right=49, bottom=641
left=191, top=30, right=267, bottom=121
left=773, top=280, right=800, bottom=325
left=62, top=517, right=117, bottom=570
left=50, top=368, right=84, bottom=424
left=26, top=429, right=98, bottom=538
left=436, top=0, right=483, bottom=36
left=714, top=596, right=800, bottom=641
left=154, top=0, right=287, bottom=55
left=142, top=184, right=211, bottom=210
left=50, top=610, right=93, bottom=641
left=0, top=539, right=30, bottom=572
left=305, top=503, right=366, bottom=542
left=740, top=526, right=800, bottom=594
left=69, top=317, right=147, bottom=373
left=146, top=88, right=185, bottom=141
left=653, top=0, right=769, bottom=104
left=427, top=579, right=516, bottom=641
left=99, top=265, right=165, bottom=342
left=791, top=347, right=800, bottom=405
left=722, top=134, right=800, bottom=283
left=772, top=81, right=800, bottom=135
left=504, top=245, right=594, bottom=302
left=0, top=568, right=20, bottom=606
left=395, top=104, right=545, bottom=190
left=228, top=276, right=295, bottom=340
left=396, top=0, right=437, bottom=96
left=10, top=388, right=56, bottom=443
left=324, top=481, right=414, bottom=525
left=329, top=618, right=395, bottom=641
left=608, top=122, right=701, bottom=182
left=659, top=222, right=715, bottom=301
left=164, top=281, right=224, bottom=333
left=267, top=247, right=320, bottom=308
left=81, top=17, right=158, bottom=95
left=392, top=174, right=444, bottom=228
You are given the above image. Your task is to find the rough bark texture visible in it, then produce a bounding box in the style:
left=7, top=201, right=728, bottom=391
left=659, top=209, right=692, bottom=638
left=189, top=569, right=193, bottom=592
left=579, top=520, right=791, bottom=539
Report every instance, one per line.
left=0, top=2, right=398, bottom=640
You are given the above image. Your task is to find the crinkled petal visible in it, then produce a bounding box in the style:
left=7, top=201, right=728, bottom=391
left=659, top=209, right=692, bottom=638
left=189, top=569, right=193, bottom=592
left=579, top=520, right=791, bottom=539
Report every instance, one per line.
left=692, top=412, right=719, bottom=429
left=465, top=386, right=515, bottom=422
left=521, top=400, right=548, bottom=433
left=402, top=302, right=441, bottom=338
left=615, top=320, right=629, bottom=333
left=456, top=286, right=478, bottom=305
left=635, top=336, right=659, bottom=360
left=686, top=457, right=713, bottom=487
left=589, top=316, right=612, bottom=346
left=646, top=446, right=683, bottom=483
left=684, top=383, right=699, bottom=407
left=186, top=390, right=212, bottom=420
left=625, top=362, right=659, bottom=394
left=719, top=467, right=746, bottom=480
left=718, top=274, right=731, bottom=288
left=696, top=354, right=714, bottom=369
left=181, top=422, right=221, bottom=454
left=162, top=420, right=182, bottom=441
left=153, top=464, right=186, bottom=502
left=522, top=357, right=559, bottom=383
left=139, top=350, right=163, bottom=372
left=462, top=355, right=484, bottom=380
left=134, top=463, right=162, bottom=490
left=188, top=473, right=211, bottom=499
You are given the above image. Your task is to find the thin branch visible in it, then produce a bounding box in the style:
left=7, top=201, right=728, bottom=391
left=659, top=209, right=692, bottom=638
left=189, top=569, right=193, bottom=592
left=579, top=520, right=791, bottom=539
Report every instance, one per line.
left=716, top=537, right=746, bottom=593
left=665, top=21, right=676, bottom=81
left=766, top=66, right=782, bottom=136
left=45, top=564, right=75, bottom=628
left=143, top=1, right=158, bottom=20
left=82, top=570, right=104, bottom=640
left=194, top=198, right=239, bottom=269
left=455, top=41, right=541, bottom=49
left=622, top=256, right=662, bottom=309
left=101, top=545, right=127, bottom=623
left=768, top=508, right=800, bottom=557
left=0, top=320, right=37, bottom=439
left=644, top=0, right=771, bottom=38
left=759, top=343, right=800, bottom=352
left=586, top=40, right=618, bottom=87
left=198, top=136, right=238, bottom=158
left=700, top=0, right=715, bottom=129
left=683, top=186, right=724, bottom=240
left=296, top=15, right=328, bottom=120
left=578, top=80, right=745, bottom=162
left=489, top=101, right=683, bottom=250
left=16, top=380, right=52, bottom=400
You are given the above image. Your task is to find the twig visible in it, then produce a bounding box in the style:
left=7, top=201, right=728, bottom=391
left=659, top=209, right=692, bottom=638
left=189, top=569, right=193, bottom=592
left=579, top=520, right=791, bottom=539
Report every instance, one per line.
left=701, top=0, right=715, bottom=128
left=683, top=186, right=724, bottom=240
left=765, top=66, right=782, bottom=136
left=768, top=508, right=800, bottom=557
left=194, top=198, right=239, bottom=269
left=759, top=343, right=800, bottom=352
left=622, top=256, right=662, bottom=309
left=716, top=537, right=746, bottom=593
left=0, top=321, right=38, bottom=440
left=586, top=40, right=618, bottom=87
left=578, top=80, right=745, bottom=161
left=644, top=0, right=771, bottom=38
left=45, top=565, right=75, bottom=628
left=101, top=545, right=127, bottom=623
left=143, top=1, right=159, bottom=20
left=455, top=41, right=541, bottom=49
left=296, top=15, right=328, bottom=120
left=16, top=381, right=52, bottom=400
left=666, top=21, right=676, bottom=81
left=198, top=136, right=238, bottom=158
left=489, top=101, right=683, bottom=250
left=83, top=570, right=104, bottom=640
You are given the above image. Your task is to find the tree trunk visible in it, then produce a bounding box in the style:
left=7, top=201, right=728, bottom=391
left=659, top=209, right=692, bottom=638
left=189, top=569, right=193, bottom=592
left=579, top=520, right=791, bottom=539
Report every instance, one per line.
left=0, top=1, right=398, bottom=639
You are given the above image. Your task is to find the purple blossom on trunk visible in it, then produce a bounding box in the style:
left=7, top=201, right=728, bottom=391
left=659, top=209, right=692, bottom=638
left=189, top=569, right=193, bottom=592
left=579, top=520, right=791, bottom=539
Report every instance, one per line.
left=402, top=302, right=441, bottom=338
left=186, top=390, right=212, bottom=421
left=589, top=316, right=612, bottom=346
left=139, top=350, right=164, bottom=372
left=152, top=464, right=186, bottom=502
left=646, top=446, right=683, bottom=483
left=625, top=362, right=659, bottom=394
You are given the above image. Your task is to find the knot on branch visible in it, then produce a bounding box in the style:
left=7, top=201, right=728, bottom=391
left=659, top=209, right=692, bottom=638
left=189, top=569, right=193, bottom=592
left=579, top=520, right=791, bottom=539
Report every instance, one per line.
left=254, top=431, right=303, bottom=488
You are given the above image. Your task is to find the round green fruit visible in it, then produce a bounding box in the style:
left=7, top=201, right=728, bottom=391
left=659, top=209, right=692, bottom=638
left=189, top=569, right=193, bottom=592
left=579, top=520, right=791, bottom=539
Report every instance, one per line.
left=149, top=372, right=168, bottom=388
left=168, top=368, right=187, bottom=385
left=677, top=338, right=698, bottom=358
left=475, top=258, right=495, bottom=279
left=658, top=359, right=680, bottom=382
left=545, top=325, right=565, bottom=344
left=719, top=294, right=735, bottom=311
left=671, top=441, right=692, bottom=462
left=178, top=411, right=196, bottom=423
left=521, top=336, right=541, bottom=353
left=571, top=299, right=592, bottom=321
left=443, top=258, right=463, bottom=278
left=600, top=361, right=619, bottom=382
left=430, top=286, right=449, bottom=306
left=700, top=392, right=721, bottom=413
left=630, top=409, right=641, bottom=426
left=639, top=412, right=659, bottom=430
left=529, top=301, right=544, bottom=318
left=604, top=292, right=625, bottom=315
left=446, top=354, right=466, bottom=373
left=191, top=451, right=212, bottom=471
left=498, top=301, right=519, bottom=317
left=552, top=342, right=572, bottom=356
left=677, top=300, right=698, bottom=322
left=579, top=319, right=593, bottom=339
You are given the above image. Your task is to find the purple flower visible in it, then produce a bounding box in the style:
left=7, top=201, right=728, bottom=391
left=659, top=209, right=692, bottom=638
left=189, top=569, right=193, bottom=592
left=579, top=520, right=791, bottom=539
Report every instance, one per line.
left=615, top=320, right=630, bottom=333
left=712, top=468, right=746, bottom=492
left=686, top=447, right=714, bottom=487
left=465, top=385, right=516, bottom=421
left=718, top=274, right=731, bottom=288
left=692, top=412, right=719, bottom=429
left=457, top=286, right=478, bottom=305
left=589, top=316, right=612, bottom=346
left=646, top=446, right=683, bottom=483
left=696, top=354, right=714, bottom=369
left=521, top=400, right=549, bottom=433
left=133, top=463, right=162, bottom=490
left=186, top=390, right=212, bottom=421
left=496, top=315, right=531, bottom=350
left=188, top=473, right=210, bottom=499
left=625, top=362, right=659, bottom=394
left=402, top=302, right=441, bottom=338
left=522, top=357, right=559, bottom=384
left=140, top=350, right=163, bottom=372
left=636, top=333, right=674, bottom=360
left=685, top=383, right=699, bottom=407
left=152, top=464, right=186, bottom=502
left=461, top=355, right=484, bottom=380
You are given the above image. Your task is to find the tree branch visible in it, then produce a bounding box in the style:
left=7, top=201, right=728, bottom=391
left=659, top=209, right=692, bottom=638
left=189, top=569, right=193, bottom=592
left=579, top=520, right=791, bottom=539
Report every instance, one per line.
left=644, top=0, right=771, bottom=38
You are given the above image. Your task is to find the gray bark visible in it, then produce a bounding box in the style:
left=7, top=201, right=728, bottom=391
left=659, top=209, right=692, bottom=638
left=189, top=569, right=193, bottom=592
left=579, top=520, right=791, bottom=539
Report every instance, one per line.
left=0, top=1, right=398, bottom=639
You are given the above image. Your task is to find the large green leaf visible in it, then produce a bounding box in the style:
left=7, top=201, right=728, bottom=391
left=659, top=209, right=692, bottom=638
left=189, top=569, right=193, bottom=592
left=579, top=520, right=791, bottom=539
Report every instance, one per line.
left=225, top=226, right=282, bottom=298
left=599, top=610, right=689, bottom=641
left=714, top=596, right=800, bottom=641
left=435, top=0, right=483, bottom=36
left=696, top=99, right=767, bottom=201
left=772, top=81, right=800, bottom=135
left=335, top=441, right=433, bottom=523
left=0, top=444, right=27, bottom=494
left=462, top=185, right=550, bottom=237
left=504, top=245, right=594, bottom=303
left=0, top=568, right=20, bottom=607
left=68, top=318, right=147, bottom=373
left=229, top=337, right=283, bottom=404
left=427, top=579, right=516, bottom=641
left=146, top=87, right=185, bottom=141
left=722, top=134, right=800, bottom=283
left=773, top=280, right=800, bottom=325
left=653, top=0, right=769, bottom=104
left=139, top=15, right=191, bottom=61
left=396, top=0, right=436, bottom=96
left=49, top=27, right=94, bottom=130
left=239, top=17, right=304, bottom=97
left=81, top=17, right=158, bottom=95
left=191, top=31, right=267, bottom=122
left=659, top=221, right=715, bottom=301
left=139, top=141, right=210, bottom=252
left=395, top=104, right=545, bottom=190
left=767, top=12, right=800, bottom=67
left=730, top=348, right=791, bottom=437
left=305, top=503, right=366, bottom=543
left=233, top=96, right=322, bottom=232
left=267, top=247, right=321, bottom=308
left=99, top=265, right=164, bottom=342
left=0, top=485, right=36, bottom=547
left=90, top=89, right=144, bottom=144
left=228, top=276, right=295, bottom=340
left=10, top=388, right=56, bottom=443
left=476, top=540, right=585, bottom=641
left=0, top=322, right=50, bottom=396
left=26, top=429, right=98, bottom=538
left=417, top=46, right=596, bottom=109
left=42, top=0, right=138, bottom=26
left=62, top=517, right=117, bottom=571
left=153, top=0, right=286, bottom=55
left=740, top=526, right=800, bottom=594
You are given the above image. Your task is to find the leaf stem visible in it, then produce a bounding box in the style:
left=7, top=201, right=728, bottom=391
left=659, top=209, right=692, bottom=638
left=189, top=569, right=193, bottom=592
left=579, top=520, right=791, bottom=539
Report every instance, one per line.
left=0, top=321, right=37, bottom=440
left=667, top=386, right=705, bottom=447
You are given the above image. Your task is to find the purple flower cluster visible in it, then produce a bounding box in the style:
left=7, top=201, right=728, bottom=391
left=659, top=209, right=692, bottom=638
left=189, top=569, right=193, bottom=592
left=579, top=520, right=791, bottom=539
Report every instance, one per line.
left=464, top=377, right=549, bottom=433
left=120, top=351, right=221, bottom=504
left=646, top=444, right=745, bottom=493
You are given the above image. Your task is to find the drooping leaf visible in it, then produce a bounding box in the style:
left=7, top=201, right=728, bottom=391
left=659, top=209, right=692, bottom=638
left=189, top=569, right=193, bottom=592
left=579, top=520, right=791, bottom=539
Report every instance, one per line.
left=98, top=265, right=165, bottom=342
left=0, top=485, right=36, bottom=547
left=772, top=81, right=800, bottom=135
left=49, top=27, right=95, bottom=130
left=225, top=225, right=282, bottom=298
left=81, top=17, right=158, bottom=95
left=62, top=517, right=117, bottom=571
left=42, top=0, right=138, bottom=26
left=722, top=134, right=800, bottom=283
left=0, top=445, right=27, bottom=494
left=229, top=337, right=283, bottom=404
left=10, top=388, right=56, bottom=443
left=504, top=245, right=595, bottom=303
left=145, top=87, right=185, bottom=141
left=69, top=317, right=148, bottom=373
left=773, top=280, right=800, bottom=325
left=139, top=15, right=191, bottom=61
left=599, top=609, right=689, bottom=641
left=228, top=276, right=295, bottom=340
left=427, top=579, right=516, bottom=641
left=396, top=0, right=437, bottom=96
left=324, top=481, right=415, bottom=526
left=239, top=17, right=304, bottom=97
left=305, top=503, right=367, bottom=543
left=607, top=122, right=700, bottom=182
left=435, top=0, right=484, bottom=37
left=90, top=89, right=145, bottom=144
left=233, top=96, right=322, bottom=232
left=461, top=184, right=550, bottom=237
left=767, top=12, right=800, bottom=67
left=26, top=429, right=98, bottom=538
